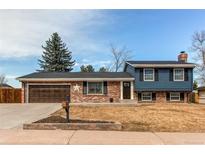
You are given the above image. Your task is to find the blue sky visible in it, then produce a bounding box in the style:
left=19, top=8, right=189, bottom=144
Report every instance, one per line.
left=0, top=10, right=204, bottom=87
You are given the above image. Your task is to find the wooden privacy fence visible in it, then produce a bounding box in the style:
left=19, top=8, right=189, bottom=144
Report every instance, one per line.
left=0, top=88, right=22, bottom=103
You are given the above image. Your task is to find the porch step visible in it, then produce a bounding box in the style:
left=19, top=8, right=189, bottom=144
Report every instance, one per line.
left=120, top=99, right=137, bottom=103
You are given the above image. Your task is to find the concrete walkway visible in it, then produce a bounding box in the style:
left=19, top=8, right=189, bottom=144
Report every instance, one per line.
left=0, top=103, right=61, bottom=129
left=0, top=130, right=205, bottom=144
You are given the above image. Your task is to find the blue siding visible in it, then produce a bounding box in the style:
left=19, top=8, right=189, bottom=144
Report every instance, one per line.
left=125, top=64, right=193, bottom=92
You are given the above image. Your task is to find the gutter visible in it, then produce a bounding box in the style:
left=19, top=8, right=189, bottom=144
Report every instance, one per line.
left=17, top=78, right=135, bottom=82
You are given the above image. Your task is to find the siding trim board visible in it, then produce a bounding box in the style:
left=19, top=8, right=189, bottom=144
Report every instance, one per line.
left=125, top=62, right=195, bottom=68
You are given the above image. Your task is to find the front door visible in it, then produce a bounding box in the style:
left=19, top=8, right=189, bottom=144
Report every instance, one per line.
left=123, top=81, right=131, bottom=99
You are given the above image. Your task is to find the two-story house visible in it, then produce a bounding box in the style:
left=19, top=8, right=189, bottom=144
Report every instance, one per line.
left=124, top=51, right=195, bottom=103
left=17, top=51, right=194, bottom=104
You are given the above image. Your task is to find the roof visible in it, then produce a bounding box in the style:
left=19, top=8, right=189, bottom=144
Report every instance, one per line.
left=0, top=83, right=13, bottom=88
left=125, top=61, right=195, bottom=68
left=127, top=61, right=194, bottom=65
left=198, top=86, right=205, bottom=90
left=17, top=72, right=134, bottom=81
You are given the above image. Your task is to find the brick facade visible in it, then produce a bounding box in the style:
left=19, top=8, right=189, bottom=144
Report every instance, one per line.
left=156, top=92, right=167, bottom=103
left=22, top=81, right=121, bottom=103
left=71, top=81, right=121, bottom=103
left=137, top=91, right=190, bottom=103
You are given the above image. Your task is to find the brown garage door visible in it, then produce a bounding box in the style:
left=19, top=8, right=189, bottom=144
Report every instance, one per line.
left=29, top=85, right=70, bottom=103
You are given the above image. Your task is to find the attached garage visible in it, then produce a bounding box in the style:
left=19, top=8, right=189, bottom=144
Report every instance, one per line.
left=198, top=87, right=205, bottom=104
left=28, top=85, right=70, bottom=103
left=17, top=72, right=134, bottom=103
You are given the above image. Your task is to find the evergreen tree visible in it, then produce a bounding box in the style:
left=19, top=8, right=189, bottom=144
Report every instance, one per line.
left=193, top=80, right=198, bottom=90
left=80, top=65, right=87, bottom=72
left=80, top=65, right=95, bottom=72
left=38, top=32, right=75, bottom=72
left=99, top=67, right=108, bottom=72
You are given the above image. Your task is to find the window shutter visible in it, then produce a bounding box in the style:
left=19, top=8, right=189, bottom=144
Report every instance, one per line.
left=155, top=69, right=159, bottom=81
left=139, top=68, right=143, bottom=81
left=138, top=93, right=141, bottom=101
left=166, top=92, right=170, bottom=101
left=180, top=93, right=184, bottom=101
left=169, top=69, right=173, bottom=81
left=103, top=81, right=108, bottom=95
left=83, top=81, right=87, bottom=94
left=152, top=93, right=156, bottom=101
left=184, top=69, right=189, bottom=81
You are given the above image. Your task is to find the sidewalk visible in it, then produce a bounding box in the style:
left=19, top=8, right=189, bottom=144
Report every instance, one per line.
left=0, top=129, right=205, bottom=145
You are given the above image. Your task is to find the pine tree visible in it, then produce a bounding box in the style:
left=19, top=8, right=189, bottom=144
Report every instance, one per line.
left=38, top=32, right=75, bottom=72
left=80, top=65, right=95, bottom=72
left=193, top=80, right=198, bottom=90
left=98, top=67, right=108, bottom=72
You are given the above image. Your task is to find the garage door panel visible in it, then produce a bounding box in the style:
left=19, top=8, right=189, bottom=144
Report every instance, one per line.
left=29, top=85, right=70, bottom=103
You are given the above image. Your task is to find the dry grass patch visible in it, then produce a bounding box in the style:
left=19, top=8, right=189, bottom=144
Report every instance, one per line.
left=52, top=103, right=205, bottom=132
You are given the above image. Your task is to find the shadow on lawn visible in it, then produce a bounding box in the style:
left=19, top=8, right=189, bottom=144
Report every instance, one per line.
left=34, top=116, right=114, bottom=124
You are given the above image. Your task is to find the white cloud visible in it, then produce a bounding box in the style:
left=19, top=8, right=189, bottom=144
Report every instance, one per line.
left=0, top=10, right=112, bottom=58
left=75, top=59, right=112, bottom=68
left=6, top=75, right=18, bottom=79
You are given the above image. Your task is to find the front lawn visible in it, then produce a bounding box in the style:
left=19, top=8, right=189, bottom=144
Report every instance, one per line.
left=52, top=103, right=205, bottom=132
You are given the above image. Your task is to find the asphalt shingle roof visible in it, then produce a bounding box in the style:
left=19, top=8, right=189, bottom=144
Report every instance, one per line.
left=126, top=61, right=194, bottom=65
left=17, top=72, right=133, bottom=79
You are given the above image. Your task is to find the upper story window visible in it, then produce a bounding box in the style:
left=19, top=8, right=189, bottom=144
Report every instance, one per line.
left=174, top=68, right=184, bottom=81
left=144, top=68, right=154, bottom=81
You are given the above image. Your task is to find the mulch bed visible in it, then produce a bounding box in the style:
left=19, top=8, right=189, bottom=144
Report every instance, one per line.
left=34, top=116, right=114, bottom=124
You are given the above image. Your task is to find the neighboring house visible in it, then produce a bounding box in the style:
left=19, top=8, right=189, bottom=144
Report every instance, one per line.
left=17, top=51, right=195, bottom=104
left=0, top=83, right=14, bottom=89
left=124, top=51, right=195, bottom=103
left=197, top=87, right=205, bottom=104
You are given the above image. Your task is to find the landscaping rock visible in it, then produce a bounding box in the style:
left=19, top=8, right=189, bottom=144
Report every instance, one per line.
left=23, top=122, right=122, bottom=131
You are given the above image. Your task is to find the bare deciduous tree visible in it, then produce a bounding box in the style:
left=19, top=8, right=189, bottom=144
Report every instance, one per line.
left=191, top=31, right=205, bottom=84
left=0, top=74, right=7, bottom=87
left=109, top=44, right=131, bottom=72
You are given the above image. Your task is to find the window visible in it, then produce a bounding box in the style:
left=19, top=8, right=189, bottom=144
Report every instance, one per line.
left=87, top=82, right=103, bottom=94
left=174, top=68, right=184, bottom=81
left=144, top=68, right=154, bottom=81
left=170, top=92, right=180, bottom=101
left=142, top=92, right=152, bottom=101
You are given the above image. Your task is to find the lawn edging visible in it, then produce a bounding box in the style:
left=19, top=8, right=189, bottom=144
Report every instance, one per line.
left=23, top=121, right=122, bottom=131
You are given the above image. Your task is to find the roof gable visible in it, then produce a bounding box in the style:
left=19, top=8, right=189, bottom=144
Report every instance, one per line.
left=125, top=61, right=195, bottom=68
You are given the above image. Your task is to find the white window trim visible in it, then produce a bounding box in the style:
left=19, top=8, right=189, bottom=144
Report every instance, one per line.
left=170, top=92, right=181, bottom=101
left=87, top=81, right=104, bottom=95
left=142, top=92, right=152, bottom=101
left=173, top=68, right=184, bottom=81
left=143, top=68, right=155, bottom=81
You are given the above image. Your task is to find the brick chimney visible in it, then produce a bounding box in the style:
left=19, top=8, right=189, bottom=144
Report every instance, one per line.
left=178, top=51, right=188, bottom=62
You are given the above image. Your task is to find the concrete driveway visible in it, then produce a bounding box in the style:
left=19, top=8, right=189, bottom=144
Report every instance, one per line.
left=0, top=103, right=61, bottom=129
